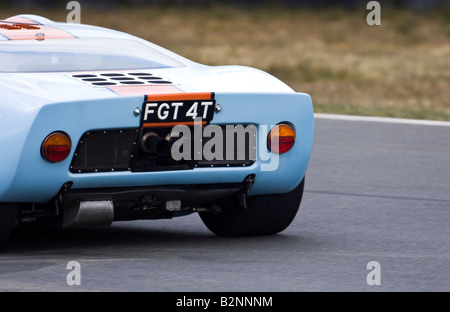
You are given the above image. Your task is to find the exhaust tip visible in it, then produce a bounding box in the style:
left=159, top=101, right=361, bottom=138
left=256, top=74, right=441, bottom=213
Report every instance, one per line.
left=141, top=132, right=171, bottom=155
left=63, top=200, right=114, bottom=229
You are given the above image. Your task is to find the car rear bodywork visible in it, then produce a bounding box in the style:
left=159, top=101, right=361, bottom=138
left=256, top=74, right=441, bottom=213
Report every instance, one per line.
left=0, top=14, right=313, bottom=236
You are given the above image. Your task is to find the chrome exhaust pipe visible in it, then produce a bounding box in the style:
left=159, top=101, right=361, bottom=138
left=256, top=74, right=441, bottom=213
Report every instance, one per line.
left=63, top=200, right=114, bottom=228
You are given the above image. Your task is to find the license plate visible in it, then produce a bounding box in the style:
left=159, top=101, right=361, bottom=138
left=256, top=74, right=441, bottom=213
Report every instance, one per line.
left=142, top=92, right=215, bottom=127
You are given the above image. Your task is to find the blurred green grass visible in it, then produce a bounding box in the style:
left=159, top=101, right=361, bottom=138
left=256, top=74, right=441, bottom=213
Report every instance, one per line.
left=2, top=5, right=450, bottom=120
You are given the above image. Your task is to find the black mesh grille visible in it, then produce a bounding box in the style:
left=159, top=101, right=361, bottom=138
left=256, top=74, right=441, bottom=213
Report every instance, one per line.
left=196, top=125, right=257, bottom=168
left=70, top=129, right=139, bottom=173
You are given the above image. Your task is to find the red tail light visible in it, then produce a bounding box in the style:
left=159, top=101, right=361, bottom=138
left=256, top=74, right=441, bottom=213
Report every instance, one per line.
left=41, top=132, right=71, bottom=163
left=268, top=124, right=296, bottom=154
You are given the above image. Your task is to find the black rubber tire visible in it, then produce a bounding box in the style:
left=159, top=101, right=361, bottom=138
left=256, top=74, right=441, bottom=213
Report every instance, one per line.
left=199, top=177, right=305, bottom=236
left=0, top=203, right=19, bottom=248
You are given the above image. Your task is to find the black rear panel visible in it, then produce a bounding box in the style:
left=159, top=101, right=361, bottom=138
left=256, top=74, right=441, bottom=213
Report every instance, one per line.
left=70, top=125, right=256, bottom=173
left=70, top=129, right=139, bottom=173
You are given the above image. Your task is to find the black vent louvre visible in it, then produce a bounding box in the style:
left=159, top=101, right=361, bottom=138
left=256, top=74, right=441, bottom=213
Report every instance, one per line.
left=70, top=129, right=138, bottom=173
left=70, top=72, right=173, bottom=87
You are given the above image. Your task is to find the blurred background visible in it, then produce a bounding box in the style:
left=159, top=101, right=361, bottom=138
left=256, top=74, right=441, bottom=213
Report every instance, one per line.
left=2, top=0, right=449, bottom=120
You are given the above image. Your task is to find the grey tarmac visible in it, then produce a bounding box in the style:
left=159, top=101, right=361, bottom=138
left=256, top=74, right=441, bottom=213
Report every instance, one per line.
left=0, top=116, right=449, bottom=292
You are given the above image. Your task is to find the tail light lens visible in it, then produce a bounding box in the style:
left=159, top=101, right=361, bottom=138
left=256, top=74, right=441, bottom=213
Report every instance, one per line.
left=268, top=124, right=296, bottom=154
left=41, top=132, right=72, bottom=163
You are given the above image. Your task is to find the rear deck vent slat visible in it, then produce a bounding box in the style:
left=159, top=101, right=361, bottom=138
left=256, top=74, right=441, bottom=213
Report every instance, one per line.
left=70, top=72, right=174, bottom=87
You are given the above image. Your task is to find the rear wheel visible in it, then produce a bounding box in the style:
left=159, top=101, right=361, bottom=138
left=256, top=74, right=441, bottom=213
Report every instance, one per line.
left=0, top=203, right=19, bottom=247
left=199, top=178, right=305, bottom=236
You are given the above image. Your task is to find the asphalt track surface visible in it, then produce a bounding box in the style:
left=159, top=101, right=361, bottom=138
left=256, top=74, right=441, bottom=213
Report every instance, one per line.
left=0, top=116, right=449, bottom=292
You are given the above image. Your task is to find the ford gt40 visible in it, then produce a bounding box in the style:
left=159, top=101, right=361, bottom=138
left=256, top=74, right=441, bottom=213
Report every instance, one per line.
left=0, top=14, right=314, bottom=245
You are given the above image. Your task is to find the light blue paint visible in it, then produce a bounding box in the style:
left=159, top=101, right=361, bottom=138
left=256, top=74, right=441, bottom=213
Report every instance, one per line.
left=1, top=92, right=313, bottom=202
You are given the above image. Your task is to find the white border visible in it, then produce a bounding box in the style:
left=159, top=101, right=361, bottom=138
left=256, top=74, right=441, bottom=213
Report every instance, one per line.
left=314, top=113, right=450, bottom=127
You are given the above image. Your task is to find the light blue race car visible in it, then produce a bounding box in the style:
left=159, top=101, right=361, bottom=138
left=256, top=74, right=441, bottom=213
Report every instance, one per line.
left=0, top=14, right=314, bottom=244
